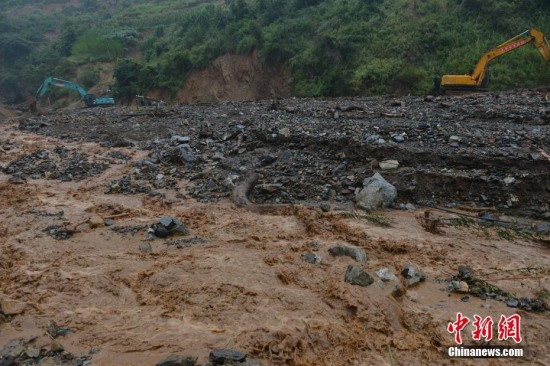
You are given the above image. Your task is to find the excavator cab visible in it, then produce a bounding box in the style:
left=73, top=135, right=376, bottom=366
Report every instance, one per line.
left=83, top=94, right=97, bottom=107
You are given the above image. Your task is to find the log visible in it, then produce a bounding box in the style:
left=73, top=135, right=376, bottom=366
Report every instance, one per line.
left=231, top=172, right=259, bottom=207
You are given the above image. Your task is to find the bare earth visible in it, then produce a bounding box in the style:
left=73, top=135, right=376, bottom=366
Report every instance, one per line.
left=1, top=95, right=550, bottom=366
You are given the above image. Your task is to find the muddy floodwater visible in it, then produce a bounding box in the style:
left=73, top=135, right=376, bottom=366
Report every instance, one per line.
left=1, top=90, right=549, bottom=365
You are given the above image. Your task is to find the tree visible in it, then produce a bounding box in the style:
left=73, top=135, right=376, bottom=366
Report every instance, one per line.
left=0, top=34, right=32, bottom=62
left=56, top=25, right=78, bottom=57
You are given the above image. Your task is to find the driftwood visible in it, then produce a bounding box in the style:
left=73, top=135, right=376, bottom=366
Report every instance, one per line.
left=231, top=172, right=259, bottom=207
left=326, top=106, right=368, bottom=117
left=103, top=212, right=132, bottom=219
left=269, top=100, right=296, bottom=113
left=230, top=171, right=298, bottom=214
left=71, top=219, right=89, bottom=232
left=380, top=112, right=405, bottom=118
left=120, top=110, right=171, bottom=121
left=457, top=205, right=497, bottom=213
left=539, top=148, right=550, bottom=162
left=339, top=106, right=366, bottom=112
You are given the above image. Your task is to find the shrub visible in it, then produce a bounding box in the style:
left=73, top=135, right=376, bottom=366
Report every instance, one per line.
left=72, top=33, right=124, bottom=62
left=79, top=66, right=100, bottom=89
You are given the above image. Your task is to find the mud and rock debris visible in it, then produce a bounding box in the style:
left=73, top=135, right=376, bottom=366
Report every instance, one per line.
left=3, top=147, right=108, bottom=182
left=43, top=225, right=73, bottom=240
left=13, top=89, right=550, bottom=217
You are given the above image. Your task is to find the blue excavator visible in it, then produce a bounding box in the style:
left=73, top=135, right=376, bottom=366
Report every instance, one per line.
left=35, top=76, right=115, bottom=107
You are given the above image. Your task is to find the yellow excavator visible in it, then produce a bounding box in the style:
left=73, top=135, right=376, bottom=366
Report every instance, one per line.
left=438, top=28, right=550, bottom=93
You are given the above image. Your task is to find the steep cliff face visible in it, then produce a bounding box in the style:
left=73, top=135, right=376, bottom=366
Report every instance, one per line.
left=175, top=51, right=292, bottom=104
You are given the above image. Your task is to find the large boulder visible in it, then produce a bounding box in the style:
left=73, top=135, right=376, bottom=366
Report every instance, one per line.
left=355, top=173, right=397, bottom=211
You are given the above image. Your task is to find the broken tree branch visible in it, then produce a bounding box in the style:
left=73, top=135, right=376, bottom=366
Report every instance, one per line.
left=231, top=172, right=259, bottom=207
left=380, top=112, right=405, bottom=118
left=538, top=148, right=550, bottom=162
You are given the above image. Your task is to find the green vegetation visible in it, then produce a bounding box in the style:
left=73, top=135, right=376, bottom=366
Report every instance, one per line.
left=536, top=289, right=550, bottom=301
left=0, top=0, right=549, bottom=103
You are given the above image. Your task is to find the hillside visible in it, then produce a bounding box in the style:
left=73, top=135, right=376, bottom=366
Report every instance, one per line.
left=0, top=0, right=549, bottom=104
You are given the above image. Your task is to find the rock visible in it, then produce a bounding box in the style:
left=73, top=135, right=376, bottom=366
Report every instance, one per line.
left=405, top=271, right=426, bottom=288
left=156, top=354, right=198, bottom=366
left=401, top=266, right=416, bottom=278
left=458, top=265, right=474, bottom=279
left=104, top=218, right=116, bottom=226
left=171, top=135, right=191, bottom=144
left=319, top=202, right=331, bottom=212
left=480, top=212, right=497, bottom=221
left=507, top=298, right=519, bottom=308
left=391, top=135, right=405, bottom=143
left=303, top=252, right=321, bottom=264
left=209, top=348, right=247, bottom=364
left=213, top=152, right=224, bottom=160
left=25, top=348, right=41, bottom=358
left=536, top=223, right=549, bottom=234
left=43, top=225, right=72, bottom=240
left=151, top=216, right=189, bottom=238
left=50, top=343, right=64, bottom=353
left=366, top=134, right=380, bottom=143
left=89, top=215, right=104, bottom=228
left=344, top=265, right=374, bottom=286
left=260, top=154, right=277, bottom=166
left=47, top=320, right=59, bottom=338
left=503, top=177, right=516, bottom=185
left=279, top=128, right=291, bottom=137
left=391, top=284, right=406, bottom=298
left=139, top=242, right=153, bottom=254
left=461, top=296, right=470, bottom=302
left=61, top=351, right=74, bottom=361
left=7, top=175, right=26, bottom=184
left=449, top=135, right=461, bottom=142
left=175, top=144, right=197, bottom=163
left=328, top=246, right=367, bottom=263
left=0, top=299, right=26, bottom=316
left=530, top=152, right=542, bottom=161
left=159, top=216, right=174, bottom=227
left=37, top=357, right=57, bottom=366
left=355, top=173, right=397, bottom=211
left=508, top=193, right=519, bottom=206
left=378, top=160, right=399, bottom=170
left=405, top=203, right=416, bottom=211
left=2, top=343, right=25, bottom=358
left=375, top=268, right=397, bottom=282
left=135, top=160, right=158, bottom=170
left=525, top=299, right=550, bottom=312
left=455, top=281, right=469, bottom=294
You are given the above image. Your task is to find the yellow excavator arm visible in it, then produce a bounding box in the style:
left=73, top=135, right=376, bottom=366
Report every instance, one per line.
left=440, top=28, right=550, bottom=92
